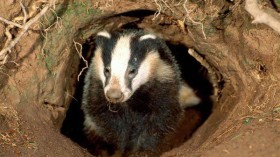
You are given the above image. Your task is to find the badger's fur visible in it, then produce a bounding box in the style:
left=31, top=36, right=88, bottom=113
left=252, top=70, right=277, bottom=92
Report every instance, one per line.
left=81, top=29, right=196, bottom=154
left=178, top=82, right=200, bottom=108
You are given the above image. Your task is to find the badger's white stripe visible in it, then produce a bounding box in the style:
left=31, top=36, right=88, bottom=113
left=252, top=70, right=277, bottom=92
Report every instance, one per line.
left=139, top=34, right=156, bottom=41
left=104, top=35, right=132, bottom=101
left=93, top=47, right=106, bottom=86
left=132, top=51, right=175, bottom=92
left=97, top=31, right=111, bottom=38
left=131, top=52, right=157, bottom=92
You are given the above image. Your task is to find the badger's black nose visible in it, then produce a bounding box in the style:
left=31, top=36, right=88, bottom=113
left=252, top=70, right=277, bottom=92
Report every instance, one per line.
left=106, top=89, right=124, bottom=103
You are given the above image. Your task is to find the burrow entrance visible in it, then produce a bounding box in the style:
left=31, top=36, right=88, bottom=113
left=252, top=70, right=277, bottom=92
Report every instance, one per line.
left=61, top=10, right=216, bottom=156
left=2, top=1, right=279, bottom=156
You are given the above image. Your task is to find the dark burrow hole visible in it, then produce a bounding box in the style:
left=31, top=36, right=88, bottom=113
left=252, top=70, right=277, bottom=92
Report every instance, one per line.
left=60, top=32, right=213, bottom=156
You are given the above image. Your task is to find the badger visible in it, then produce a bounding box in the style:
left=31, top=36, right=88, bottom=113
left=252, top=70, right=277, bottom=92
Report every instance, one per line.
left=81, top=29, right=199, bottom=155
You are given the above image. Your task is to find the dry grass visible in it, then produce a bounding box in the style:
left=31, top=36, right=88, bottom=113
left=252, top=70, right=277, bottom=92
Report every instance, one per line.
left=152, top=0, right=219, bottom=39
left=245, top=81, right=280, bottom=122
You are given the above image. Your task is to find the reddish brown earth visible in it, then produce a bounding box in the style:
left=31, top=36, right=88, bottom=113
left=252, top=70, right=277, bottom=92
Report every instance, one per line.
left=1, top=0, right=280, bottom=157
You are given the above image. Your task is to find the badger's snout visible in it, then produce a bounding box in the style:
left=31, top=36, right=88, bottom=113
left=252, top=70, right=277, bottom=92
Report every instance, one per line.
left=106, top=88, right=124, bottom=103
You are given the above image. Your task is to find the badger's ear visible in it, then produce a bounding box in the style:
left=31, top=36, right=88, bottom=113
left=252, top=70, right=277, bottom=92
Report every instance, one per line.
left=97, top=31, right=111, bottom=38
left=139, top=33, right=157, bottom=41
left=95, top=31, right=111, bottom=45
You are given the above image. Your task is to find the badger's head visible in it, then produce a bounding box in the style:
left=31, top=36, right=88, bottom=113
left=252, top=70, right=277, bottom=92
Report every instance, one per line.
left=91, top=30, right=176, bottom=104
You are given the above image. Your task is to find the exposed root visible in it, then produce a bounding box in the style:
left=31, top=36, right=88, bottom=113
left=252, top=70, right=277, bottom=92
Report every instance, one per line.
left=182, top=0, right=206, bottom=39
left=73, top=40, right=88, bottom=82
left=0, top=17, right=23, bottom=28
left=153, top=0, right=163, bottom=20
left=48, top=8, right=63, bottom=31
left=19, top=0, right=28, bottom=24
left=0, top=0, right=55, bottom=65
left=245, top=0, right=280, bottom=34
left=188, top=49, right=221, bottom=98
left=152, top=0, right=207, bottom=39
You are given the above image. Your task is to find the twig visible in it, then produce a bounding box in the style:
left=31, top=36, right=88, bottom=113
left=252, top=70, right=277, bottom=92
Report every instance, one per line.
left=4, top=26, right=13, bottom=47
left=245, top=0, right=280, bottom=34
left=188, top=49, right=220, bottom=98
left=19, top=0, right=28, bottom=24
left=73, top=40, right=88, bottom=81
left=0, top=2, right=52, bottom=64
left=49, top=8, right=63, bottom=30
left=0, top=16, right=23, bottom=28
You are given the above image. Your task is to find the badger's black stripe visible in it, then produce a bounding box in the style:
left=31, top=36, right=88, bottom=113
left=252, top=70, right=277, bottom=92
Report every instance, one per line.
left=130, top=30, right=175, bottom=67
left=126, top=32, right=151, bottom=89
left=95, top=33, right=119, bottom=86
left=126, top=30, right=176, bottom=89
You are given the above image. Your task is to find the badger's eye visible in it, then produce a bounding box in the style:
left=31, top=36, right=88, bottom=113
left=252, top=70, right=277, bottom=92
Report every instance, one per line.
left=128, top=68, right=137, bottom=79
left=129, top=69, right=135, bottom=75
left=104, top=67, right=110, bottom=77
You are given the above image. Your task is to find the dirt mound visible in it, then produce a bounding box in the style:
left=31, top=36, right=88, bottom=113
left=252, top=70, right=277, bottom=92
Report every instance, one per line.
left=0, top=0, right=280, bottom=157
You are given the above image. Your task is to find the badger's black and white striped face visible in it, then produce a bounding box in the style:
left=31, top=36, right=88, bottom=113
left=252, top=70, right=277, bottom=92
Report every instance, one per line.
left=92, top=30, right=175, bottom=104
